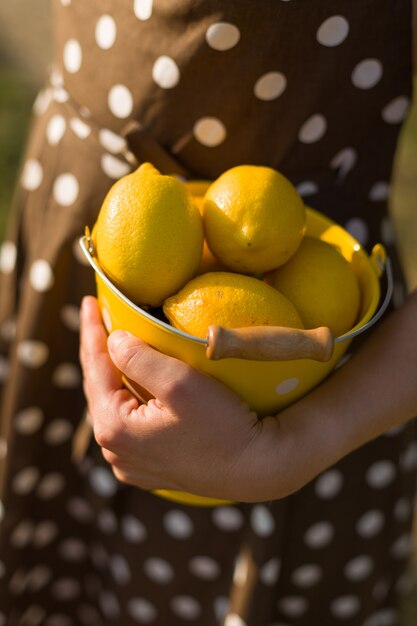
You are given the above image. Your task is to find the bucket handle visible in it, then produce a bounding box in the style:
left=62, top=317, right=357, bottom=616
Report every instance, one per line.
left=206, top=247, right=394, bottom=362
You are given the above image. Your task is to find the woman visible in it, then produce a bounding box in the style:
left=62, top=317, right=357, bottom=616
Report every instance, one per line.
left=1, top=1, right=416, bottom=624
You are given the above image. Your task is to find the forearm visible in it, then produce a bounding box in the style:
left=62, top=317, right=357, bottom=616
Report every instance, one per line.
left=267, top=289, right=417, bottom=497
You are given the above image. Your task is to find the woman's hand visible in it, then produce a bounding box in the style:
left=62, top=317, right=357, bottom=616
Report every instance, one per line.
left=79, top=296, right=299, bottom=502
left=80, top=288, right=417, bottom=503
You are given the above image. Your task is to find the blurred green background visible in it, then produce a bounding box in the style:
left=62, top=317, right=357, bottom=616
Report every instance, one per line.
left=0, top=2, right=416, bottom=623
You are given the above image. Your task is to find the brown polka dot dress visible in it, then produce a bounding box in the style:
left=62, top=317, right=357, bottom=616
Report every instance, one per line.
left=0, top=1, right=416, bottom=625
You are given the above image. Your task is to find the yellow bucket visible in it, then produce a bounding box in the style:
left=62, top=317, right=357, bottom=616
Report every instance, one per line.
left=80, top=186, right=392, bottom=507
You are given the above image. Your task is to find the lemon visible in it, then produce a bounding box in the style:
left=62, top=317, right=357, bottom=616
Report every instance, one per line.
left=203, top=165, right=306, bottom=274
left=93, top=163, right=204, bottom=307
left=265, top=237, right=361, bottom=337
left=163, top=271, right=304, bottom=339
left=190, top=189, right=228, bottom=276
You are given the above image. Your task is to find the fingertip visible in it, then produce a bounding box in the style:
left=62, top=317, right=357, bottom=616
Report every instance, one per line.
left=81, top=295, right=99, bottom=322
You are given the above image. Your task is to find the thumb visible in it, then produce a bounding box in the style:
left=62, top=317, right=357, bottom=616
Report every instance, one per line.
left=107, top=330, right=188, bottom=401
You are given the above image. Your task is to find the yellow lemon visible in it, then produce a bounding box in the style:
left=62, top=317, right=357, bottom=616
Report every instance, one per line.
left=163, top=271, right=304, bottom=339
left=190, top=190, right=228, bottom=276
left=203, top=165, right=306, bottom=274
left=265, top=237, right=361, bottom=337
left=93, top=163, right=204, bottom=307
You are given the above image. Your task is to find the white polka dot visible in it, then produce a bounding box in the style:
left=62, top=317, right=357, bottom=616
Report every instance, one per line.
left=171, top=595, right=202, bottom=620
left=296, top=181, right=318, bottom=197
left=352, top=59, right=383, bottom=89
left=14, top=406, right=43, bottom=435
left=69, top=117, right=91, bottom=139
left=33, top=520, right=58, bottom=547
left=29, top=260, right=54, bottom=292
left=363, top=608, right=398, bottom=626
left=49, top=65, right=64, bottom=88
left=275, top=378, right=299, bottom=395
left=52, top=578, right=81, bottom=600
left=53, top=87, right=69, bottom=103
left=63, top=39, right=82, bottom=73
left=345, top=217, right=369, bottom=245
left=163, top=510, right=194, bottom=539
left=11, top=519, right=35, bottom=548
left=60, top=0, right=71, bottom=5
left=21, top=159, right=43, bottom=191
left=212, top=506, right=244, bottom=531
left=128, top=598, right=157, bottom=623
left=60, top=305, right=80, bottom=332
left=144, top=557, right=174, bottom=584
left=52, top=363, right=81, bottom=388
left=89, top=466, right=118, bottom=497
left=298, top=114, right=327, bottom=143
left=101, top=153, right=131, bottom=179
left=189, top=556, right=220, bottom=580
left=44, top=419, right=73, bottom=445
left=67, top=497, right=94, bottom=523
left=46, top=115, right=66, bottom=145
left=33, top=88, right=52, bottom=115
left=26, top=566, right=52, bottom=592
left=59, top=538, right=87, bottom=561
left=356, top=510, right=385, bottom=538
left=101, top=306, right=112, bottom=332
left=108, top=84, right=134, bottom=119
left=396, top=572, right=413, bottom=595
left=393, top=497, right=411, bottom=522
left=206, top=22, right=240, bottom=51
left=260, top=557, right=281, bottom=586
left=344, top=555, right=374, bottom=581
left=304, top=521, right=334, bottom=549
left=330, top=147, right=357, bottom=180
left=366, top=460, right=396, bottom=489
left=314, top=469, right=344, bottom=499
left=278, top=596, right=308, bottom=618
left=369, top=181, right=389, bottom=202
left=9, top=568, right=28, bottom=595
left=193, top=117, right=226, bottom=147
left=330, top=595, right=361, bottom=619
left=12, top=466, right=40, bottom=495
left=0, top=241, right=16, bottom=274
left=254, top=72, right=287, bottom=101
left=382, top=96, right=410, bottom=124
left=291, top=564, right=322, bottom=588
left=97, top=509, right=118, bottom=533
left=109, top=554, right=131, bottom=585
left=134, top=0, right=153, bottom=20
left=121, top=514, right=147, bottom=543
left=53, top=173, right=79, bottom=206
left=99, top=128, right=127, bottom=153
left=390, top=533, right=412, bottom=559
left=224, top=615, right=247, bottom=626
left=17, top=341, right=49, bottom=368
left=251, top=505, right=275, bottom=537
left=36, top=472, right=65, bottom=499
left=316, top=15, right=349, bottom=47
left=152, top=55, right=180, bottom=89
left=95, top=15, right=117, bottom=49
left=99, top=590, right=121, bottom=619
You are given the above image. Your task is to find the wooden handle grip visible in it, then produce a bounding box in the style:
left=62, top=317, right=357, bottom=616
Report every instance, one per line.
left=206, top=325, right=334, bottom=362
